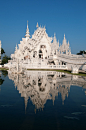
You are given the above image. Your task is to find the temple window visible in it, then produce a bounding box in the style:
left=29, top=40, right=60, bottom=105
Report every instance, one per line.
left=33, top=51, right=37, bottom=58
left=62, top=62, right=63, bottom=65
left=39, top=87, right=45, bottom=92
left=33, top=80, right=36, bottom=85
left=39, top=54, right=41, bottom=58
left=33, top=54, right=35, bottom=58
left=38, top=83, right=41, bottom=87
left=39, top=50, right=42, bottom=53
left=40, top=45, right=46, bottom=48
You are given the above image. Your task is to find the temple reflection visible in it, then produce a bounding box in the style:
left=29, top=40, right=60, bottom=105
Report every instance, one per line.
left=8, top=71, right=86, bottom=111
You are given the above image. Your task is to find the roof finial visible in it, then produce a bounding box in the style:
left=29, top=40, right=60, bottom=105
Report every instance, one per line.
left=27, top=20, right=28, bottom=29
left=54, top=33, right=56, bottom=37
left=64, top=34, right=65, bottom=39
left=15, top=43, right=17, bottom=51
left=36, top=22, right=39, bottom=28
left=58, top=40, right=59, bottom=46
left=53, top=33, right=57, bottom=41
left=25, top=20, right=30, bottom=38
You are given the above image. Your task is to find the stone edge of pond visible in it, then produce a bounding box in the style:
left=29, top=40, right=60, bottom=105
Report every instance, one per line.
left=27, top=69, right=86, bottom=77
left=0, top=67, right=86, bottom=77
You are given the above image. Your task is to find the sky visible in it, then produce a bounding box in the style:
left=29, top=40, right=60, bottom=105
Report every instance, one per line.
left=0, top=0, right=86, bottom=56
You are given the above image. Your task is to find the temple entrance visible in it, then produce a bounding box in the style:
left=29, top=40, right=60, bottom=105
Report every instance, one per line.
left=39, top=50, right=43, bottom=59
left=39, top=45, right=47, bottom=59
left=33, top=51, right=37, bottom=58
left=39, top=54, right=41, bottom=58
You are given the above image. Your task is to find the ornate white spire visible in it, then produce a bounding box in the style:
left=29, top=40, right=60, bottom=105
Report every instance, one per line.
left=53, top=33, right=58, bottom=45
left=54, top=33, right=56, bottom=37
left=36, top=22, right=39, bottom=28
left=62, top=34, right=67, bottom=45
left=58, top=40, right=59, bottom=46
left=25, top=21, right=30, bottom=38
left=68, top=41, right=69, bottom=46
left=44, top=26, right=46, bottom=31
left=51, top=33, right=59, bottom=51
left=15, top=43, right=17, bottom=51
left=64, top=34, right=65, bottom=39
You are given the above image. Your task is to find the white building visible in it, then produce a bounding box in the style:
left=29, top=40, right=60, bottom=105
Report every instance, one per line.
left=5, top=21, right=86, bottom=72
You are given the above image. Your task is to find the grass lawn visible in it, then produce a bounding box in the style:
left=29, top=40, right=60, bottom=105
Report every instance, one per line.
left=0, top=67, right=9, bottom=70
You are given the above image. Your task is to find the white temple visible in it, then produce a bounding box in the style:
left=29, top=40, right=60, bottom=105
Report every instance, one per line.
left=5, top=21, right=86, bottom=72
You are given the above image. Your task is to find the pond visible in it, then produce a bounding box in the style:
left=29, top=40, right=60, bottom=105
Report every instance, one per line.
left=0, top=70, right=86, bottom=130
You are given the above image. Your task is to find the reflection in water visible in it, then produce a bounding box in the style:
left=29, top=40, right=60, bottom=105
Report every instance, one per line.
left=64, top=116, right=79, bottom=120
left=1, top=70, right=8, bottom=77
left=0, top=71, right=4, bottom=91
left=0, top=78, right=4, bottom=85
left=8, top=70, right=86, bottom=112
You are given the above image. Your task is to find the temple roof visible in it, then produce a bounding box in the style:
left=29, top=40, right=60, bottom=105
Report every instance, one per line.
left=32, top=26, right=52, bottom=45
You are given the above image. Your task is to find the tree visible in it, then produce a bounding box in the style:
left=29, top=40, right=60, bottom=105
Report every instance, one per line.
left=0, top=48, right=5, bottom=60
left=1, top=55, right=11, bottom=65
left=1, top=48, right=5, bottom=55
left=77, top=50, right=86, bottom=55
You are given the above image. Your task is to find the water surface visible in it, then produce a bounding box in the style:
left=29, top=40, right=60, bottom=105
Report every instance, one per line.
left=0, top=70, right=86, bottom=130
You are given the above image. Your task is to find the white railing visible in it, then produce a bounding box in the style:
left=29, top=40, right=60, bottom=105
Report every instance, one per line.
left=57, top=54, right=86, bottom=64
left=57, top=54, right=86, bottom=60
left=26, top=64, right=67, bottom=70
